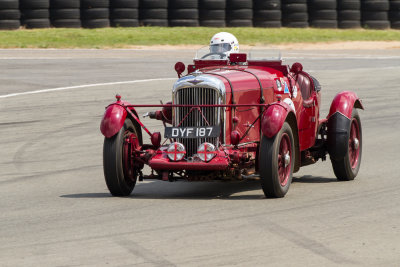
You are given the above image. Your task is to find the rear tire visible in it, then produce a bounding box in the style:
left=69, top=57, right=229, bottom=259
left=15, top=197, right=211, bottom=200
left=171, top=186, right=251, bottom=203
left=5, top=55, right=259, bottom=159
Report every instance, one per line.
left=259, top=122, right=295, bottom=198
left=330, top=109, right=362, bottom=181
left=103, top=119, right=141, bottom=196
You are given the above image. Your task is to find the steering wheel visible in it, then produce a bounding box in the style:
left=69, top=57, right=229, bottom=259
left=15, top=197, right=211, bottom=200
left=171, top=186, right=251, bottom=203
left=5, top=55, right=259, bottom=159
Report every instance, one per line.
left=201, top=52, right=226, bottom=59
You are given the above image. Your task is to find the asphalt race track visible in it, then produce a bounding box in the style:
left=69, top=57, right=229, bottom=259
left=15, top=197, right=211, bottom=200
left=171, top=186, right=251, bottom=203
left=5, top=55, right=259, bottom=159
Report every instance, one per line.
left=0, top=48, right=399, bottom=266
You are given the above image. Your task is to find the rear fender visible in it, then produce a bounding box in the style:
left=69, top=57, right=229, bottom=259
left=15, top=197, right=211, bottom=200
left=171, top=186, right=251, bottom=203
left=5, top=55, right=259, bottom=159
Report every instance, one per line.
left=261, top=102, right=294, bottom=138
left=327, top=91, right=363, bottom=160
left=327, top=91, right=364, bottom=119
left=100, top=101, right=138, bottom=138
left=327, top=112, right=350, bottom=160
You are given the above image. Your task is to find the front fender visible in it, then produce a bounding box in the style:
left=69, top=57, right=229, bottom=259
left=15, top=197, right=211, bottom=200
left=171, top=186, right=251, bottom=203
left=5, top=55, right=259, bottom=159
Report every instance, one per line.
left=100, top=102, right=133, bottom=138
left=328, top=91, right=364, bottom=119
left=261, top=102, right=293, bottom=138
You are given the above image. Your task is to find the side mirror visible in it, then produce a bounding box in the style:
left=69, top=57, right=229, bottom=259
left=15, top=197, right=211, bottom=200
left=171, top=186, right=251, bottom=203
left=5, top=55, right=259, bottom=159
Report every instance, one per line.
left=290, top=62, right=303, bottom=74
left=174, top=62, right=185, bottom=78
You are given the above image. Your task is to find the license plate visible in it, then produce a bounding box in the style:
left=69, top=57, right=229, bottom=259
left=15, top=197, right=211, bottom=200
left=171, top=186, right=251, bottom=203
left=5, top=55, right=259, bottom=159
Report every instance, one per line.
left=164, top=126, right=220, bottom=138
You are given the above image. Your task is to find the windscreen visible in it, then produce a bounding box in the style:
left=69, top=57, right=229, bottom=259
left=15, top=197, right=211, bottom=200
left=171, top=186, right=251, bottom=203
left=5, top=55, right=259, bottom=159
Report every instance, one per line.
left=248, top=47, right=282, bottom=61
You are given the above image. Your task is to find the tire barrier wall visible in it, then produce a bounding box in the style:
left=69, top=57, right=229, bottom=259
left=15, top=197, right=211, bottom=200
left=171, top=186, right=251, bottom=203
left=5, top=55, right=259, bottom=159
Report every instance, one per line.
left=168, top=0, right=199, bottom=27
left=362, top=0, right=390, bottom=29
left=309, top=0, right=338, bottom=28
left=0, top=0, right=399, bottom=29
left=81, top=0, right=110, bottom=28
left=200, top=0, right=226, bottom=27
left=111, top=0, right=139, bottom=27
left=282, top=0, right=309, bottom=28
left=20, top=0, right=50, bottom=29
left=0, top=0, right=20, bottom=30
left=253, top=0, right=281, bottom=28
left=391, top=0, right=400, bottom=29
left=139, top=0, right=168, bottom=26
left=226, top=0, right=253, bottom=27
left=338, top=0, right=361, bottom=29
left=50, top=0, right=81, bottom=28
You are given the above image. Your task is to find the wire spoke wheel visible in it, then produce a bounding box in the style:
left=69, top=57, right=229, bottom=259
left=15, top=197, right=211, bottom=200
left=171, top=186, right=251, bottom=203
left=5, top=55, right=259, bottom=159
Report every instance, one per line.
left=348, top=118, right=360, bottom=169
left=103, top=119, right=142, bottom=196
left=278, top=133, right=292, bottom=187
left=260, top=122, right=295, bottom=198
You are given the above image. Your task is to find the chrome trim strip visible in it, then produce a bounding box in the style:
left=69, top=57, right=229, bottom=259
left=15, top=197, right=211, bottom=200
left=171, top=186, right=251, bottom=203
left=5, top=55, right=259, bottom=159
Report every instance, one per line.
left=172, top=74, right=226, bottom=96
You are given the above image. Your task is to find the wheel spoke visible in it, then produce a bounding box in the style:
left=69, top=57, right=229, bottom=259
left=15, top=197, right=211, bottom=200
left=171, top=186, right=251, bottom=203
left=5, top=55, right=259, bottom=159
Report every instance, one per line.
left=123, top=131, right=139, bottom=182
left=278, top=133, right=292, bottom=187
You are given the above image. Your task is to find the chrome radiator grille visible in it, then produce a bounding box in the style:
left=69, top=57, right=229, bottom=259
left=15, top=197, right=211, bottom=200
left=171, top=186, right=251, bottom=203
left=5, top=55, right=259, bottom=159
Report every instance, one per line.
left=174, top=87, right=222, bottom=157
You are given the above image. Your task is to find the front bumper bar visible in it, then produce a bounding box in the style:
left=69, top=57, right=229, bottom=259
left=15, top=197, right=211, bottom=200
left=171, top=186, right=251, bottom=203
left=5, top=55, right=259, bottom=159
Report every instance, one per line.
left=149, top=153, right=229, bottom=171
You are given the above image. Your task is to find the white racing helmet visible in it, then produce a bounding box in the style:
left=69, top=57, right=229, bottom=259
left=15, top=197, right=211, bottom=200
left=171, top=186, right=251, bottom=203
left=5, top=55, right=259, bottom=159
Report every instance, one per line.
left=209, top=32, right=239, bottom=59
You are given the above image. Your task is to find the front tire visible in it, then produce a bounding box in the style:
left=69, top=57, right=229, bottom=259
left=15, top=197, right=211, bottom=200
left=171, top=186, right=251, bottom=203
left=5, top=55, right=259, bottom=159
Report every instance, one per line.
left=259, top=122, right=295, bottom=198
left=330, top=109, right=362, bottom=181
left=103, top=119, right=141, bottom=196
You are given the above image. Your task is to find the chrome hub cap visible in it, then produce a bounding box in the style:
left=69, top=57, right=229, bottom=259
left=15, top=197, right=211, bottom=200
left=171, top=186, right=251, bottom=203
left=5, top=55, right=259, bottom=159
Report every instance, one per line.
left=353, top=138, right=359, bottom=150
left=284, top=152, right=291, bottom=168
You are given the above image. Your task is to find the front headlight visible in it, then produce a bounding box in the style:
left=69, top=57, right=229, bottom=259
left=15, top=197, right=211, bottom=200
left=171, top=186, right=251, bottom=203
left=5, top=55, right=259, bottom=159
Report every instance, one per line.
left=167, top=142, right=186, bottom=161
left=197, top=142, right=217, bottom=162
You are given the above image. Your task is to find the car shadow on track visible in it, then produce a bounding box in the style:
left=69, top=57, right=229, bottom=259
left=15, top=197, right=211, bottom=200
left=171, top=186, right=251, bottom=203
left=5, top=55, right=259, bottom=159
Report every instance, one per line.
left=60, top=175, right=337, bottom=200
left=60, top=180, right=266, bottom=200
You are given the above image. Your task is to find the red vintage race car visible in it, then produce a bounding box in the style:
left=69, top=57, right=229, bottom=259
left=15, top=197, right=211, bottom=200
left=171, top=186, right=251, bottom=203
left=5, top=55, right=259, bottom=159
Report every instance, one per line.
left=100, top=48, right=363, bottom=198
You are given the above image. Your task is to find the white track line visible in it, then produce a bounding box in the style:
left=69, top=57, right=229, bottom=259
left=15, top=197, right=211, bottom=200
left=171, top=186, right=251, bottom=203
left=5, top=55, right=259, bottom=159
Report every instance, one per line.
left=0, top=78, right=176, bottom=99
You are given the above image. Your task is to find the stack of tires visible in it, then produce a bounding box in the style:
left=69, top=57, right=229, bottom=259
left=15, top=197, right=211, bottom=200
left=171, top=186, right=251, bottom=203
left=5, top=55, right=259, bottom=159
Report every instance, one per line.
left=389, top=0, right=400, bottom=29
left=253, top=0, right=281, bottom=28
left=308, top=0, right=337, bottom=28
left=169, top=0, right=199, bottom=27
left=110, top=0, right=139, bottom=27
left=0, top=0, right=20, bottom=30
left=20, top=0, right=51, bottom=29
left=139, top=0, right=168, bottom=26
left=226, top=0, right=253, bottom=27
left=282, top=0, right=308, bottom=28
left=50, top=0, right=81, bottom=28
left=337, top=0, right=361, bottom=29
left=361, top=0, right=390, bottom=29
left=81, top=0, right=110, bottom=28
left=199, top=0, right=226, bottom=27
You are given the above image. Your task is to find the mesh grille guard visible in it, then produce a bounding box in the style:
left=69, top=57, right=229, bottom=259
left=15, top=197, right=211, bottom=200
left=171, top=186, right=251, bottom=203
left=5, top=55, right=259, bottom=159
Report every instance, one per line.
left=174, top=87, right=223, bottom=157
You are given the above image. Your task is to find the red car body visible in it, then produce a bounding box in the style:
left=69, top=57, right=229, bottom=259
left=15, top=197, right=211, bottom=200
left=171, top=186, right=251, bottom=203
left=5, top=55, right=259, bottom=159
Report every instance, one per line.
left=100, top=52, right=363, bottom=198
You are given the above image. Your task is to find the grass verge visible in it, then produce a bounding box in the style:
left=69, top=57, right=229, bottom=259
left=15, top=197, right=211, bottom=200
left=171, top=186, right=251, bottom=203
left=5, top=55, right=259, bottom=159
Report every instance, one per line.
left=0, top=27, right=399, bottom=48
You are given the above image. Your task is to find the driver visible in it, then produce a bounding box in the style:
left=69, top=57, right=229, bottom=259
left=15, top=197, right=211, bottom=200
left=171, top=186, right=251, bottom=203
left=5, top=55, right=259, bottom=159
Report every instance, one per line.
left=209, top=32, right=239, bottom=59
